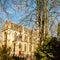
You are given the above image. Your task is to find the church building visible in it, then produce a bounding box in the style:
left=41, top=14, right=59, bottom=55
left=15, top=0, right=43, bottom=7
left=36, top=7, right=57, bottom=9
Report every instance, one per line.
left=2, top=20, right=39, bottom=57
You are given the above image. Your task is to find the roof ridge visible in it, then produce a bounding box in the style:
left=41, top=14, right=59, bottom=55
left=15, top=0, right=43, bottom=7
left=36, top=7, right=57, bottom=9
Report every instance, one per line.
left=5, top=20, right=37, bottom=33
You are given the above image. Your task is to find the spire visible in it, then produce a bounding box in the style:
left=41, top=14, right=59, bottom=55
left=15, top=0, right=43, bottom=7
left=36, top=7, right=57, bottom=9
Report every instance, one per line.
left=5, top=20, right=9, bottom=23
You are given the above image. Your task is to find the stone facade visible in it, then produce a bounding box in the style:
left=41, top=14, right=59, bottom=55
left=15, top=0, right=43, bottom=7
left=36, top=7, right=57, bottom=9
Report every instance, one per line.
left=2, top=20, right=39, bottom=57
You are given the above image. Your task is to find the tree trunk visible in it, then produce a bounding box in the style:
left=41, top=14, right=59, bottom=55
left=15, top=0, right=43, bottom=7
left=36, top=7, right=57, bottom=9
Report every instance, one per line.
left=37, top=0, right=42, bottom=45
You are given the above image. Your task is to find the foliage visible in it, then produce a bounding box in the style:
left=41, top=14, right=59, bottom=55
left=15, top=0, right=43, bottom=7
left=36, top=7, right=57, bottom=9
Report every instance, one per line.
left=0, top=45, right=11, bottom=60
left=35, top=37, right=60, bottom=60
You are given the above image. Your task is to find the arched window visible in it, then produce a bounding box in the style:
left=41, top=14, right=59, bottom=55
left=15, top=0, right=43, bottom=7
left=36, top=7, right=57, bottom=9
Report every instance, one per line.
left=29, top=44, right=32, bottom=52
left=17, top=31, right=22, bottom=41
left=4, top=32, right=7, bottom=40
left=25, top=35, right=27, bottom=42
left=14, top=32, right=17, bottom=40
left=24, top=44, right=26, bottom=51
left=19, top=43, right=21, bottom=48
left=29, top=36, right=32, bottom=43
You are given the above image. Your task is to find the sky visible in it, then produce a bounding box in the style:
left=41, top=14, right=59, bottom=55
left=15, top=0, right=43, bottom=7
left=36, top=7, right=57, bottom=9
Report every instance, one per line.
left=0, top=0, right=60, bottom=36
left=0, top=0, right=60, bottom=23
left=0, top=0, right=36, bottom=22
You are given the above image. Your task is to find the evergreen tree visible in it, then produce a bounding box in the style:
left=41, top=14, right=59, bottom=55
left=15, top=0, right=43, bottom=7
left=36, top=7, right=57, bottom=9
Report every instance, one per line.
left=35, top=37, right=60, bottom=60
left=0, top=45, right=11, bottom=60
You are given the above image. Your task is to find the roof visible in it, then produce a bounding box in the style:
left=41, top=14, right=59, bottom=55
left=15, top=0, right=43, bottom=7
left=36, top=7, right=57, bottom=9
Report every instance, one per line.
left=2, top=20, right=37, bottom=34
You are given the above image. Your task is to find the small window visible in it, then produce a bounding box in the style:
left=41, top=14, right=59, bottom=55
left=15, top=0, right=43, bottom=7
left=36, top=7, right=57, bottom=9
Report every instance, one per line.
left=24, top=44, right=26, bottom=51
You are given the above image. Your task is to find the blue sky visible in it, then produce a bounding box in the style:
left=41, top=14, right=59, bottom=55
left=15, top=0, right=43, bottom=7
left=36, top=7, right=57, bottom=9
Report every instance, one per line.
left=0, top=0, right=60, bottom=36
left=0, top=0, right=36, bottom=26
left=0, top=0, right=59, bottom=22
left=0, top=0, right=60, bottom=32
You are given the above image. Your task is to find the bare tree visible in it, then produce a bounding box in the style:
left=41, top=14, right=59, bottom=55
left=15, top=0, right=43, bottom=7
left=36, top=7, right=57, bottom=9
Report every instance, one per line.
left=0, top=0, right=60, bottom=43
